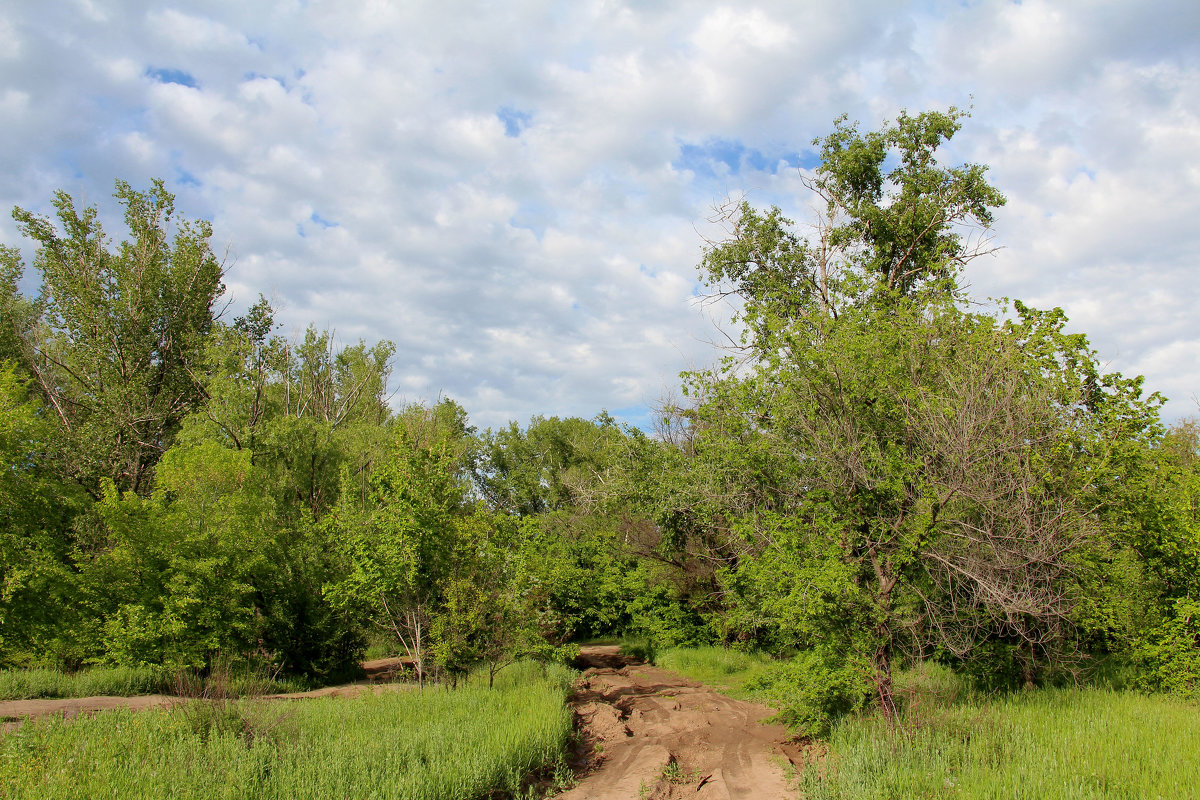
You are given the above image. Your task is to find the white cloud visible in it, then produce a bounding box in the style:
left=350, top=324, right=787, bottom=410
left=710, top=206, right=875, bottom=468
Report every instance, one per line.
left=0, top=0, right=1195, bottom=428
left=147, top=9, right=251, bottom=52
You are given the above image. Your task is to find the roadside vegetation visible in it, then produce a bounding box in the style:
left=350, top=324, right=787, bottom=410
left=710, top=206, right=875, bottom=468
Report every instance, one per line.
left=1, top=108, right=1197, bottom=795
left=803, top=686, right=1200, bottom=799
left=0, top=663, right=308, bottom=701
left=0, top=662, right=574, bottom=800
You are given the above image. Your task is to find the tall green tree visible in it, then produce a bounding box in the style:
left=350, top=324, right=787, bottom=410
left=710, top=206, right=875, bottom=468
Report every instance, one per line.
left=9, top=179, right=224, bottom=495
left=681, top=109, right=1161, bottom=719
left=472, top=413, right=624, bottom=515
left=180, top=298, right=394, bottom=524
left=77, top=442, right=276, bottom=669
left=326, top=399, right=480, bottom=685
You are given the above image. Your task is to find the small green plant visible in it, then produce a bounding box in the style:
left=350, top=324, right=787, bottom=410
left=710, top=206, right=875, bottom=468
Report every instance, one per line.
left=661, top=759, right=696, bottom=784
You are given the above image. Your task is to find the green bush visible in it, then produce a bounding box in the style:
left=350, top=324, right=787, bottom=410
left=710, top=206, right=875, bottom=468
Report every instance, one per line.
left=745, top=648, right=874, bottom=736
left=1132, top=598, right=1200, bottom=698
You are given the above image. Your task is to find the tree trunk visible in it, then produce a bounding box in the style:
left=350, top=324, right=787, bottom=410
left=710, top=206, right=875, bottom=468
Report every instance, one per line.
left=872, top=641, right=900, bottom=726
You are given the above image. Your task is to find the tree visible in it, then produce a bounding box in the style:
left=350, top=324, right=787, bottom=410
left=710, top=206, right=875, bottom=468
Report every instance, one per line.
left=0, top=248, right=38, bottom=370
left=180, top=298, right=395, bottom=524
left=325, top=399, right=479, bottom=686
left=0, top=362, right=83, bottom=662
left=77, top=442, right=276, bottom=669
left=681, top=109, right=1161, bottom=720
left=8, top=179, right=225, bottom=495
left=700, top=108, right=1005, bottom=348
left=472, top=414, right=624, bottom=515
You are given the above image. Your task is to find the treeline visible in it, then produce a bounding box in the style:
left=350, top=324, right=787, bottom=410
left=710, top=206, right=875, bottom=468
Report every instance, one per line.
left=0, top=180, right=701, bottom=684
left=1, top=111, right=1198, bottom=726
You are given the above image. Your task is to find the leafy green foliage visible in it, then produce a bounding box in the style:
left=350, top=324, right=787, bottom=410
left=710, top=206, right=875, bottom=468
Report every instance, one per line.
left=679, top=109, right=1166, bottom=721
left=328, top=399, right=501, bottom=681
left=0, top=363, right=81, bottom=662
left=745, top=649, right=874, bottom=737
left=473, top=413, right=624, bottom=515
left=79, top=443, right=275, bottom=669
left=1132, top=598, right=1200, bottom=697
left=10, top=180, right=224, bottom=495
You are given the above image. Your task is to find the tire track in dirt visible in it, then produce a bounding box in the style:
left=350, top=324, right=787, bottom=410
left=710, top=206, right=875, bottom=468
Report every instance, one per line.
left=562, top=646, right=801, bottom=800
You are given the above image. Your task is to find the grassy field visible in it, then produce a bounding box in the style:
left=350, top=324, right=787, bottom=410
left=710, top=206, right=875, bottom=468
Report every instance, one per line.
left=0, top=664, right=308, bottom=700
left=658, top=648, right=1200, bottom=800
left=0, top=661, right=575, bottom=800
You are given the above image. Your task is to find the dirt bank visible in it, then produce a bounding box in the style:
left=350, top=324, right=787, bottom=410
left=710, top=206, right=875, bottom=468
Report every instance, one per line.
left=561, top=645, right=802, bottom=799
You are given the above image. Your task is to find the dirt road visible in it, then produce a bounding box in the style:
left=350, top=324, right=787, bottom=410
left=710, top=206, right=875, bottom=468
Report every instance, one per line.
left=562, top=646, right=800, bottom=800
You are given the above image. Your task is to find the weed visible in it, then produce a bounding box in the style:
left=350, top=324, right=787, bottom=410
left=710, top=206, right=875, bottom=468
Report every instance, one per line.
left=661, top=759, right=696, bottom=784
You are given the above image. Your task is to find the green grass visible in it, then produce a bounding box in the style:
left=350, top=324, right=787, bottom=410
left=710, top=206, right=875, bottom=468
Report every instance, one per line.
left=0, top=665, right=163, bottom=700
left=0, top=661, right=575, bottom=800
left=803, top=683, right=1200, bottom=799
left=655, top=645, right=771, bottom=695
left=0, top=665, right=308, bottom=701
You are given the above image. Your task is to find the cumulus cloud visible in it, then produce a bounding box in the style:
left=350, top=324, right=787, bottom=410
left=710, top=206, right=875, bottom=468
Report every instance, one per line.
left=0, top=0, right=1196, bottom=427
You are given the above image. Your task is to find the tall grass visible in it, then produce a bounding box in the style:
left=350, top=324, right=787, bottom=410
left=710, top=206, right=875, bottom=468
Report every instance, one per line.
left=0, top=661, right=575, bottom=800
left=0, top=665, right=164, bottom=700
left=655, top=646, right=771, bottom=695
left=0, top=665, right=308, bottom=701
left=802, top=684, right=1200, bottom=799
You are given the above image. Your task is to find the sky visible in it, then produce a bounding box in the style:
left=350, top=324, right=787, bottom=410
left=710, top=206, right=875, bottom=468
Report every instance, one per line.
left=1, top=0, right=1197, bottom=430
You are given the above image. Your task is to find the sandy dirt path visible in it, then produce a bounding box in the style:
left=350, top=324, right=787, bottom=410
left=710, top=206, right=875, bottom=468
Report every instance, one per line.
left=0, top=656, right=415, bottom=733
left=561, top=646, right=801, bottom=800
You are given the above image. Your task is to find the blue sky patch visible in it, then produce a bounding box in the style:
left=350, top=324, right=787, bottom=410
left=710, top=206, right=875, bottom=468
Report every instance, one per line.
left=612, top=404, right=655, bottom=434
left=310, top=212, right=337, bottom=229
left=145, top=67, right=198, bottom=88
left=497, top=107, right=532, bottom=138
left=175, top=169, right=201, bottom=187
left=674, top=138, right=803, bottom=178
left=510, top=201, right=550, bottom=239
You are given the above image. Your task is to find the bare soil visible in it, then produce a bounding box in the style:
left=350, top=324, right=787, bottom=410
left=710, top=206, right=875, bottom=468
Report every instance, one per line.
left=560, top=645, right=803, bottom=800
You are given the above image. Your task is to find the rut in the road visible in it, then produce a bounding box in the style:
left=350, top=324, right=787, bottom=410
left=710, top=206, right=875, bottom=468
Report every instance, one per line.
left=560, top=646, right=803, bottom=800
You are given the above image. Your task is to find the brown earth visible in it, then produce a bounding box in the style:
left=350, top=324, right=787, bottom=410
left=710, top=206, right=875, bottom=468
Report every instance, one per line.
left=560, top=646, right=803, bottom=800
left=0, top=656, right=417, bottom=733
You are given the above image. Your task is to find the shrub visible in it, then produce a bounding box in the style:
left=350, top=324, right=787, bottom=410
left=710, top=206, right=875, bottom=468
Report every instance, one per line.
left=745, top=648, right=874, bottom=736
left=1132, top=598, right=1200, bottom=697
